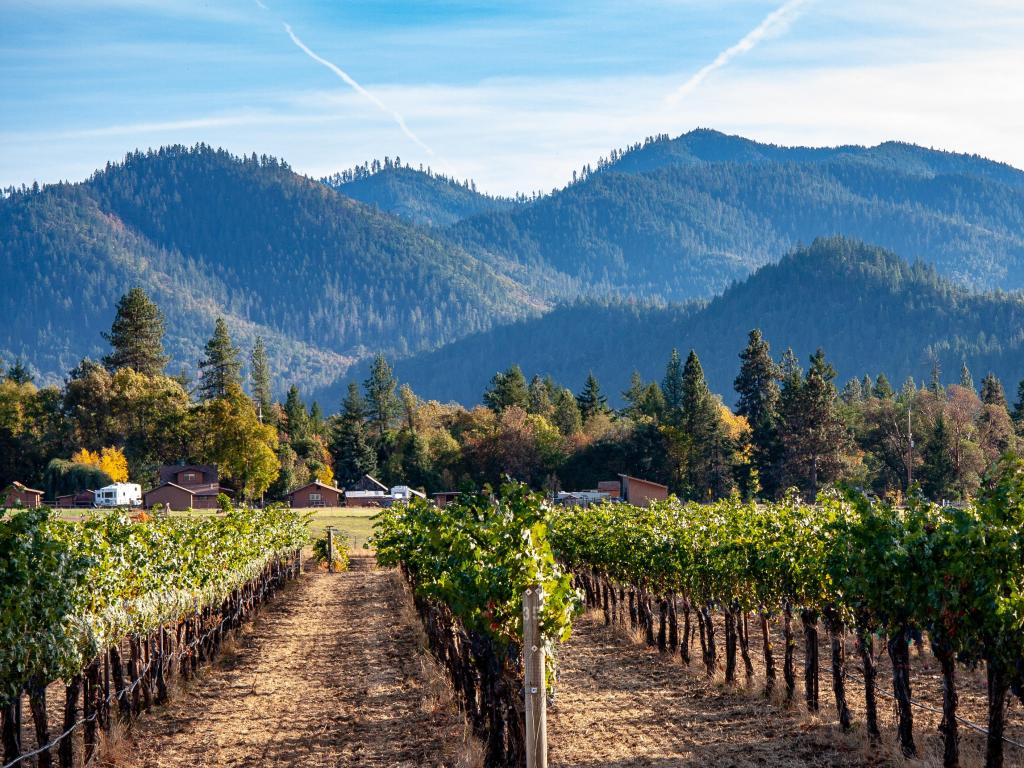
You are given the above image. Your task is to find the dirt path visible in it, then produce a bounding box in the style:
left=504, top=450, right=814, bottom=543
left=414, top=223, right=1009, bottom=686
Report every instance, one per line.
left=548, top=611, right=882, bottom=768
left=125, top=556, right=475, bottom=768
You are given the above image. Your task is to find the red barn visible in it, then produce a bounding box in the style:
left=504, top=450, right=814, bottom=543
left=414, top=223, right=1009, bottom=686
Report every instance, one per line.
left=3, top=482, right=44, bottom=508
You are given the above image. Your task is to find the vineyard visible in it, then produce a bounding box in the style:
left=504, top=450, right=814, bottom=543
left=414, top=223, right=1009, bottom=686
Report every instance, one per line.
left=0, top=504, right=307, bottom=768
left=376, top=459, right=1024, bottom=768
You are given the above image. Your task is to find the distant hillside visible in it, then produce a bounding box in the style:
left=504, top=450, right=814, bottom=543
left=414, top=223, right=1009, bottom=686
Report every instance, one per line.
left=451, top=130, right=1024, bottom=299
left=338, top=238, right=1024, bottom=406
left=0, top=145, right=542, bottom=391
left=326, top=165, right=517, bottom=227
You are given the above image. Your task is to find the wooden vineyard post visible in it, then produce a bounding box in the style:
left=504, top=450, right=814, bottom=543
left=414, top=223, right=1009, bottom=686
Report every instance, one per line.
left=523, top=586, right=547, bottom=768
left=327, top=527, right=336, bottom=574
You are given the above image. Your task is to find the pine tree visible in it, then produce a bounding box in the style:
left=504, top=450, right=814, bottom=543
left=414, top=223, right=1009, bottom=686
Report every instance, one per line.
left=622, top=371, right=646, bottom=419
left=4, top=359, right=33, bottom=384
left=284, top=385, right=308, bottom=441
left=779, top=349, right=849, bottom=498
left=198, top=317, right=242, bottom=400
left=576, top=371, right=608, bottom=422
left=102, top=287, right=168, bottom=376
left=873, top=374, right=894, bottom=399
left=364, top=353, right=399, bottom=439
left=734, top=329, right=781, bottom=497
left=841, top=378, right=863, bottom=404
left=980, top=373, right=1007, bottom=409
left=249, top=337, right=272, bottom=419
left=959, top=362, right=974, bottom=391
left=528, top=375, right=553, bottom=417
left=482, top=365, right=529, bottom=412
left=921, top=415, right=955, bottom=500
left=662, top=349, right=685, bottom=425
left=679, top=350, right=733, bottom=499
left=330, top=383, right=378, bottom=487
left=552, top=387, right=583, bottom=436
left=1014, top=379, right=1024, bottom=424
left=309, top=401, right=324, bottom=436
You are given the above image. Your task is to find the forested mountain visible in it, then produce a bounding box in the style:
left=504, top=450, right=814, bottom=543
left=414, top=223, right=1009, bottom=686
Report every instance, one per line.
left=325, top=163, right=517, bottom=227
left=0, top=145, right=541, bottom=390
left=342, top=237, right=1024, bottom=406
left=450, top=130, right=1024, bottom=299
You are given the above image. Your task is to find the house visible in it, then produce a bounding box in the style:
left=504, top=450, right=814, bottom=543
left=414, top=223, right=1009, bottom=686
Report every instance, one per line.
left=3, top=481, right=43, bottom=508
left=289, top=480, right=342, bottom=508
left=349, top=474, right=388, bottom=493
left=344, top=489, right=387, bottom=507
left=145, top=464, right=232, bottom=511
left=597, top=480, right=623, bottom=499
left=55, top=489, right=96, bottom=508
left=618, top=474, right=669, bottom=507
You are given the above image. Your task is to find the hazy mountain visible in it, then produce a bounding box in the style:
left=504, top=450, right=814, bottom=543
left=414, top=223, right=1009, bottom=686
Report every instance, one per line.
left=339, top=237, right=1024, bottom=406
left=0, top=145, right=543, bottom=391
left=326, top=165, right=517, bottom=227
left=450, top=130, right=1024, bottom=300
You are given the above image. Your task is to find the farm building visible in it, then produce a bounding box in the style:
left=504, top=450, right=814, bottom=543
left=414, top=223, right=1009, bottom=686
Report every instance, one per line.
left=344, top=474, right=389, bottom=507
left=618, top=474, right=669, bottom=506
left=56, top=489, right=96, bottom=508
left=433, top=491, right=461, bottom=508
left=145, top=464, right=233, bottom=511
left=349, top=474, right=388, bottom=493
left=3, top=481, right=43, bottom=508
left=289, top=481, right=342, bottom=508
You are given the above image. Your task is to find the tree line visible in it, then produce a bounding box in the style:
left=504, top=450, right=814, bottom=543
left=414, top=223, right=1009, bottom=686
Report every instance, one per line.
left=3, top=288, right=1022, bottom=503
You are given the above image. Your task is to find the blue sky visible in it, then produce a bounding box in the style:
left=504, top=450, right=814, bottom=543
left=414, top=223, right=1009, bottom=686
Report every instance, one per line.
left=3, top=0, right=1024, bottom=194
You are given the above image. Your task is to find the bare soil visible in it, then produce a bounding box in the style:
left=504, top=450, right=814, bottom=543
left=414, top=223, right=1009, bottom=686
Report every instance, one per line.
left=547, top=609, right=1024, bottom=768
left=122, top=555, right=477, bottom=768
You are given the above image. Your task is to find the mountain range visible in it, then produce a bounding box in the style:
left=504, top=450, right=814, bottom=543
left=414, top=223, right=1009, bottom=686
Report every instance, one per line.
left=3, top=129, right=1024, bottom=403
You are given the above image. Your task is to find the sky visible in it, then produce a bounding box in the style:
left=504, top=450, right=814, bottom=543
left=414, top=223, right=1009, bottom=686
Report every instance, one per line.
left=3, top=0, right=1024, bottom=195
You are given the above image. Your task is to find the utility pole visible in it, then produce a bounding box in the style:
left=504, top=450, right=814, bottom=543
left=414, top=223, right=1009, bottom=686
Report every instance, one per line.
left=523, top=586, right=547, bottom=768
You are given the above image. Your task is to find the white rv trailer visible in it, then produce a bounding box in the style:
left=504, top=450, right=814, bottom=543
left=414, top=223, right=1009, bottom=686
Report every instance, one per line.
left=94, top=483, right=143, bottom=508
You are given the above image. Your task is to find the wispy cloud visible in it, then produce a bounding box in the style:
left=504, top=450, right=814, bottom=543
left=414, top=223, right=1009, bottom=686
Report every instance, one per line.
left=665, top=0, right=812, bottom=104
left=282, top=23, right=433, bottom=155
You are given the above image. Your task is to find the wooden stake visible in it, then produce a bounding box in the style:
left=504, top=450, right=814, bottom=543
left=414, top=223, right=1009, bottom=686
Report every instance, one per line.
left=523, top=586, right=547, bottom=768
left=327, top=527, right=336, bottom=574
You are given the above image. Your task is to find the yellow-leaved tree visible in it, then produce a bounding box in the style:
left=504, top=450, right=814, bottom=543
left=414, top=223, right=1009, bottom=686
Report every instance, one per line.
left=71, top=448, right=101, bottom=467
left=99, top=446, right=129, bottom=483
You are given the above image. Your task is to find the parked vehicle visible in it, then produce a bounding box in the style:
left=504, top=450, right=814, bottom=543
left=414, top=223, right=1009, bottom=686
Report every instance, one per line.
left=94, top=483, right=143, bottom=507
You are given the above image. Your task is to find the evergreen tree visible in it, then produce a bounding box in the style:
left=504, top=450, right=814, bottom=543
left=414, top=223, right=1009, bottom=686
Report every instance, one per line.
left=930, top=361, right=944, bottom=397
left=622, top=371, right=647, bottom=419
left=662, top=349, right=685, bottom=425
left=861, top=374, right=874, bottom=398
left=841, top=378, right=863, bottom=405
left=249, top=336, right=272, bottom=420
left=980, top=373, right=1007, bottom=409
left=959, top=362, right=974, bottom=391
left=102, top=287, right=168, bottom=376
left=576, top=371, right=609, bottom=423
left=921, top=415, right=955, bottom=500
left=1014, top=379, right=1024, bottom=424
left=640, top=382, right=666, bottom=421
left=873, top=373, right=894, bottom=399
left=309, top=401, right=324, bottom=436
left=482, top=365, right=529, bottom=413
left=779, top=349, right=849, bottom=498
left=284, top=385, right=308, bottom=440
left=679, top=350, right=733, bottom=499
left=330, top=383, right=378, bottom=487
left=364, top=354, right=399, bottom=438
left=198, top=317, right=242, bottom=400
left=4, top=359, right=33, bottom=385
left=733, top=329, right=781, bottom=497
left=527, top=375, right=553, bottom=417
left=552, top=387, right=583, bottom=436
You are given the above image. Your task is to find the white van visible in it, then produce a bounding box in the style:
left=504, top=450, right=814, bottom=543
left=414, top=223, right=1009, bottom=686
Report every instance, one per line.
left=94, top=483, right=143, bottom=508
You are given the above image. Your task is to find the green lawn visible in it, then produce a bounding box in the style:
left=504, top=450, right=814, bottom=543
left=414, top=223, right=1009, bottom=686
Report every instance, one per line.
left=305, top=507, right=379, bottom=550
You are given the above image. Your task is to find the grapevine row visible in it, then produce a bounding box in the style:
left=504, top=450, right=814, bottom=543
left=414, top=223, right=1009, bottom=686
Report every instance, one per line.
left=0, top=504, right=309, bottom=767
left=548, top=455, right=1024, bottom=768
left=372, top=484, right=580, bottom=767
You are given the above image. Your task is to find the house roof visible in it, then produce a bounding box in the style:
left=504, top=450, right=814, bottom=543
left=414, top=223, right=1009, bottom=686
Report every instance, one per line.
left=361, top=474, right=389, bottom=492
left=6, top=481, right=44, bottom=495
left=146, top=481, right=195, bottom=496
left=289, top=480, right=343, bottom=496
left=618, top=473, right=669, bottom=491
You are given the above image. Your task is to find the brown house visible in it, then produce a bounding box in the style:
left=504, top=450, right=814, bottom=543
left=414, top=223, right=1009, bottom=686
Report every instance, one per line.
left=348, top=474, right=388, bottom=493
left=56, top=489, right=96, bottom=508
left=144, top=482, right=230, bottom=511
left=3, top=481, right=43, bottom=508
left=289, top=481, right=342, bottom=508
left=619, top=474, right=669, bottom=507
left=158, top=464, right=218, bottom=487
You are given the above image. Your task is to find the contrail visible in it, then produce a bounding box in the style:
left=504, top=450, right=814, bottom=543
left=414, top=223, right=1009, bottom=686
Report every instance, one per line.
left=283, top=23, right=433, bottom=155
left=666, top=0, right=812, bottom=104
